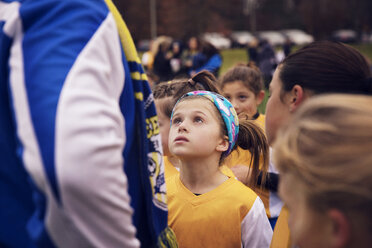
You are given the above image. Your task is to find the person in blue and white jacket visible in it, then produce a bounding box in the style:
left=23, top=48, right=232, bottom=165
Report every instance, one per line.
left=0, top=0, right=176, bottom=247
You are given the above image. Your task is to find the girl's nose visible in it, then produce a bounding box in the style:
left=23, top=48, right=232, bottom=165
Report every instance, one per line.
left=178, top=122, right=188, bottom=132
left=231, top=99, right=239, bottom=111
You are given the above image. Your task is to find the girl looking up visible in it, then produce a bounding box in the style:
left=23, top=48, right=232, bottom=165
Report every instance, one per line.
left=153, top=71, right=221, bottom=178
left=167, top=91, right=272, bottom=247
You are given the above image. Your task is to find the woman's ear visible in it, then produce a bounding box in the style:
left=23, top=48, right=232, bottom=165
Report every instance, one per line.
left=288, top=85, right=306, bottom=112
left=327, top=209, right=351, bottom=248
left=216, top=136, right=229, bottom=152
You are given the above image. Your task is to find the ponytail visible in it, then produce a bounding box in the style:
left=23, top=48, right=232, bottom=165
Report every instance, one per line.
left=173, top=70, right=221, bottom=100
left=234, top=119, right=269, bottom=189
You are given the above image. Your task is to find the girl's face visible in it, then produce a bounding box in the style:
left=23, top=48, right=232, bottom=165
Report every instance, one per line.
left=265, top=67, right=292, bottom=145
left=222, top=80, right=263, bottom=119
left=279, top=173, right=332, bottom=248
left=169, top=98, right=227, bottom=159
left=155, top=98, right=172, bottom=156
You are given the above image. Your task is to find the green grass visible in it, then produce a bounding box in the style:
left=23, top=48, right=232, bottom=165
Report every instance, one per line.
left=220, top=44, right=372, bottom=113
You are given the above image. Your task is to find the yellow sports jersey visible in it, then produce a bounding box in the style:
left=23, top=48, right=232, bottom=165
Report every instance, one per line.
left=270, top=206, right=291, bottom=248
left=254, top=113, right=265, bottom=130
left=167, top=175, right=273, bottom=247
left=164, top=156, right=180, bottom=179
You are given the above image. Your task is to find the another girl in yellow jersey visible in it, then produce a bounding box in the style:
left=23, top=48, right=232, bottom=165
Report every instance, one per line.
left=219, top=64, right=265, bottom=126
left=167, top=91, right=272, bottom=247
left=274, top=94, right=372, bottom=248
left=219, top=64, right=282, bottom=228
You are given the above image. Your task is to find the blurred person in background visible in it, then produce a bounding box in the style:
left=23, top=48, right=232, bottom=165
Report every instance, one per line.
left=190, top=40, right=222, bottom=77
left=257, top=39, right=277, bottom=89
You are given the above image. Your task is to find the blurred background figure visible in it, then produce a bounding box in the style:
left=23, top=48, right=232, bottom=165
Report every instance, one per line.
left=141, top=39, right=155, bottom=72
left=247, top=38, right=259, bottom=65
left=190, top=40, right=222, bottom=77
left=153, top=36, right=174, bottom=82
left=257, top=39, right=277, bottom=88
left=169, top=40, right=183, bottom=77
left=179, top=36, right=200, bottom=77
left=282, top=38, right=293, bottom=57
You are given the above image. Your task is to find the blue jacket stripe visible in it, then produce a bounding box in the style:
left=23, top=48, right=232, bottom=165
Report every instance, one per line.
left=19, top=0, right=108, bottom=204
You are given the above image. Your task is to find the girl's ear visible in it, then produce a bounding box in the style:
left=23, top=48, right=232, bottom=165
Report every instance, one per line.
left=327, top=209, right=351, bottom=248
left=216, top=136, right=229, bottom=152
left=255, top=90, right=266, bottom=106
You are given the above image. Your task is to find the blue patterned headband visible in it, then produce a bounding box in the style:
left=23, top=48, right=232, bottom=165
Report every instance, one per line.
left=171, top=91, right=239, bottom=156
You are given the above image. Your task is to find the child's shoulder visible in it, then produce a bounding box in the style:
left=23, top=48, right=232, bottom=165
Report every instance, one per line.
left=224, top=178, right=258, bottom=205
left=254, top=114, right=266, bottom=130
left=165, top=174, right=179, bottom=197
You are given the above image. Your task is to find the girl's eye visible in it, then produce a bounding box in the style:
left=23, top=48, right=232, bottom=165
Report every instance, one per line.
left=194, top=116, right=203, bottom=123
left=172, top=117, right=182, bottom=125
left=224, top=95, right=231, bottom=101
left=239, top=95, right=248, bottom=100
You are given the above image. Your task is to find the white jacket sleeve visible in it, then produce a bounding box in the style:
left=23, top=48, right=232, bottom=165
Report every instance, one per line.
left=6, top=1, right=140, bottom=246
left=241, top=197, right=273, bottom=248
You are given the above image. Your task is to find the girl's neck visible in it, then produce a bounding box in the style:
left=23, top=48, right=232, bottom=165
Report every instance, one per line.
left=167, top=155, right=181, bottom=168
left=179, top=157, right=228, bottom=194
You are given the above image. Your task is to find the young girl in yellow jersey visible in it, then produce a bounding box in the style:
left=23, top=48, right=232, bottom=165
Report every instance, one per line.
left=153, top=71, right=233, bottom=179
left=167, top=91, right=272, bottom=247
left=219, top=64, right=282, bottom=228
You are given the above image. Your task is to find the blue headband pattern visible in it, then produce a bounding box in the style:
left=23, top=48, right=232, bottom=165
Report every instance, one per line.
left=171, top=91, right=239, bottom=156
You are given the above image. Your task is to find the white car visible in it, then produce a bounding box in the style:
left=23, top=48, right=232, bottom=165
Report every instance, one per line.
left=202, top=32, right=232, bottom=49
left=282, top=29, right=314, bottom=46
left=230, top=31, right=256, bottom=47
left=257, top=31, right=286, bottom=46
left=331, top=29, right=358, bottom=43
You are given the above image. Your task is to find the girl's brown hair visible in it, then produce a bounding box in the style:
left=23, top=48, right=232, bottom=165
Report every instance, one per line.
left=234, top=118, right=268, bottom=189
left=153, top=70, right=220, bottom=118
left=219, top=63, right=264, bottom=96
left=274, top=94, right=372, bottom=230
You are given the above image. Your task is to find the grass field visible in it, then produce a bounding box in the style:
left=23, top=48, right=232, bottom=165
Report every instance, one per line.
left=220, top=43, right=372, bottom=113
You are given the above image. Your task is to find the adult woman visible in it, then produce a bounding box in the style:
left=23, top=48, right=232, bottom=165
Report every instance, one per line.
left=273, top=94, right=372, bottom=248
left=265, top=41, right=372, bottom=247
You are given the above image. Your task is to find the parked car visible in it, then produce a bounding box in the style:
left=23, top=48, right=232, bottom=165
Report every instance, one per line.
left=331, top=29, right=358, bottom=43
left=202, top=32, right=232, bottom=49
left=230, top=31, right=256, bottom=47
left=257, top=31, right=286, bottom=46
left=281, top=29, right=314, bottom=46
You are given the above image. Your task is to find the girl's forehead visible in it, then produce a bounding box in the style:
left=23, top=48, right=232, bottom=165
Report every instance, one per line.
left=174, top=97, right=216, bottom=113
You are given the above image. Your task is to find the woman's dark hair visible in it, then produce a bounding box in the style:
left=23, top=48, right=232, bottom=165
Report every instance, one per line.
left=152, top=70, right=220, bottom=118
left=279, top=41, right=372, bottom=95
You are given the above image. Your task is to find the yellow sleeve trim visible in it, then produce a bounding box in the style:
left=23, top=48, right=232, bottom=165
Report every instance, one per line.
left=135, top=92, right=144, bottom=101
left=104, top=0, right=141, bottom=64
